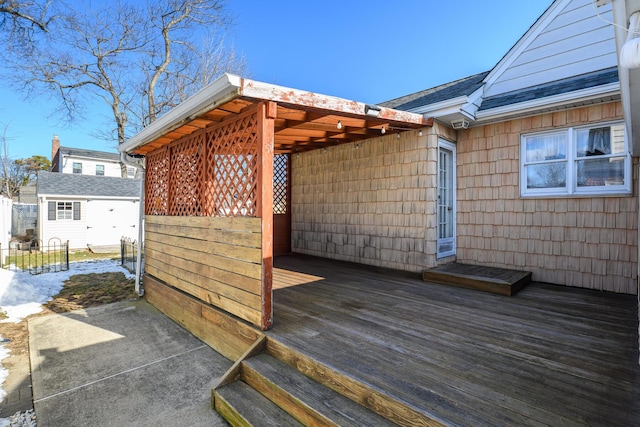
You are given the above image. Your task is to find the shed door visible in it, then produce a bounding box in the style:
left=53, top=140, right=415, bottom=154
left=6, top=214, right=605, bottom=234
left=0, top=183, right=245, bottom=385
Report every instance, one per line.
left=437, top=139, right=456, bottom=258
left=86, top=200, right=138, bottom=246
left=273, top=154, right=291, bottom=256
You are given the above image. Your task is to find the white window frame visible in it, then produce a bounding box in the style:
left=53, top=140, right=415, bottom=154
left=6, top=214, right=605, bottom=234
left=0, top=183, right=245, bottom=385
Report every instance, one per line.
left=520, top=121, right=631, bottom=197
left=57, top=201, right=73, bottom=220
left=96, top=164, right=105, bottom=176
left=72, top=162, right=82, bottom=174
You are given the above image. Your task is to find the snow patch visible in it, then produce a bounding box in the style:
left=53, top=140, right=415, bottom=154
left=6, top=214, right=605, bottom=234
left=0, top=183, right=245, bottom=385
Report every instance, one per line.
left=0, top=260, right=134, bottom=424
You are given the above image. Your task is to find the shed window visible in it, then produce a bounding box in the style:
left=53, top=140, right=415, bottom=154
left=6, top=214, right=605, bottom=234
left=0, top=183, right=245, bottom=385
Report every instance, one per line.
left=54, top=201, right=81, bottom=220
left=521, top=122, right=631, bottom=196
left=72, top=162, right=82, bottom=174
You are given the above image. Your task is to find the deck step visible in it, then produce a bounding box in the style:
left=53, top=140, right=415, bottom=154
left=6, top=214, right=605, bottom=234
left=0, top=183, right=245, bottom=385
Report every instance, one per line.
left=423, top=262, right=531, bottom=296
left=266, top=339, right=449, bottom=427
left=242, top=353, right=397, bottom=427
left=213, top=380, right=303, bottom=427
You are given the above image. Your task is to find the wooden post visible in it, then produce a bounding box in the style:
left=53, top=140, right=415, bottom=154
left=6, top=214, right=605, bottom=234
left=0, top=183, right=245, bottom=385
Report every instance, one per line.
left=257, top=101, right=276, bottom=330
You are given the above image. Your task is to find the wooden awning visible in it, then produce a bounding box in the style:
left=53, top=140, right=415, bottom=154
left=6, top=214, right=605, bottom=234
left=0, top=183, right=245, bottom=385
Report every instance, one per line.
left=121, top=74, right=433, bottom=156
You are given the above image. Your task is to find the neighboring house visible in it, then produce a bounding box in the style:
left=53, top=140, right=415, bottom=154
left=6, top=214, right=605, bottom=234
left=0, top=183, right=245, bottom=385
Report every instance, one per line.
left=118, top=0, right=637, bottom=342
left=50, top=135, right=136, bottom=178
left=36, top=171, right=141, bottom=250
left=16, top=186, right=36, bottom=204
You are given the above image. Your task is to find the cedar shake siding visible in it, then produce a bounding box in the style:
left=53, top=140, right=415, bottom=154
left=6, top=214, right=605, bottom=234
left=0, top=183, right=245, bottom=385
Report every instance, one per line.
left=456, top=102, right=637, bottom=294
left=291, top=123, right=456, bottom=272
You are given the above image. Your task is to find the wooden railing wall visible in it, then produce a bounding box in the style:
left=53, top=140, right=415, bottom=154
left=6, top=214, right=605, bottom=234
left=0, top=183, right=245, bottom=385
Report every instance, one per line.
left=145, top=215, right=263, bottom=326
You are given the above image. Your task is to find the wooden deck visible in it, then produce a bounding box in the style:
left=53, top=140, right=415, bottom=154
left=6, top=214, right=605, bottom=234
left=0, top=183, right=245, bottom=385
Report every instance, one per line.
left=256, top=254, right=639, bottom=426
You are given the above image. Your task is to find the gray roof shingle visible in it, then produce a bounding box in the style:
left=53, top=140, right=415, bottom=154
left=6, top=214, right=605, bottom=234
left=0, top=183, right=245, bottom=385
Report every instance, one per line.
left=384, top=67, right=618, bottom=115
left=479, top=67, right=619, bottom=111
left=383, top=71, right=490, bottom=111
left=59, top=146, right=121, bottom=162
left=37, top=170, right=140, bottom=198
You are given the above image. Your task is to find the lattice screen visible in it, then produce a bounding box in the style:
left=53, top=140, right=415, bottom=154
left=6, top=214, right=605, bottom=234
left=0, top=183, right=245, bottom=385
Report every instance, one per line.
left=205, top=111, right=258, bottom=217
left=273, top=154, right=288, bottom=214
left=145, top=148, right=170, bottom=215
left=144, top=107, right=260, bottom=217
left=169, top=133, right=205, bottom=216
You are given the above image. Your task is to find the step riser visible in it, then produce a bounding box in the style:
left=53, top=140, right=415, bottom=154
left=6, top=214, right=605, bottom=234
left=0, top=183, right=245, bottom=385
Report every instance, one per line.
left=242, top=362, right=338, bottom=427
left=423, top=263, right=531, bottom=296
left=213, top=391, right=252, bottom=427
left=266, top=339, right=446, bottom=427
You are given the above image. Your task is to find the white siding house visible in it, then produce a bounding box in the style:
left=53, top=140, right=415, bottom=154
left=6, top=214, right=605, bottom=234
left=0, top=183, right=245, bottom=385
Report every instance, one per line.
left=37, top=171, right=141, bottom=250
left=50, top=135, right=135, bottom=178
left=483, top=0, right=617, bottom=97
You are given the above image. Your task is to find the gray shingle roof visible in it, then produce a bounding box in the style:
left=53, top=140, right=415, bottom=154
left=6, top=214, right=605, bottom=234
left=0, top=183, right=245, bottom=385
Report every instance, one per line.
left=383, top=71, right=490, bottom=111
left=59, top=146, right=121, bottom=162
left=479, top=67, right=619, bottom=111
left=37, top=171, right=140, bottom=198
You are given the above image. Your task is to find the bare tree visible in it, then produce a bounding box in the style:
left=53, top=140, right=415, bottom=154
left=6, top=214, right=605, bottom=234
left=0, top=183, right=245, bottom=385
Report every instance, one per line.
left=0, top=124, right=25, bottom=198
left=0, top=0, right=52, bottom=35
left=3, top=0, right=246, bottom=161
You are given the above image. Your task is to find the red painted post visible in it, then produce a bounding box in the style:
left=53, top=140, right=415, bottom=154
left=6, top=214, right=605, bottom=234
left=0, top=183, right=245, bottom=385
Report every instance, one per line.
left=257, top=101, right=276, bottom=330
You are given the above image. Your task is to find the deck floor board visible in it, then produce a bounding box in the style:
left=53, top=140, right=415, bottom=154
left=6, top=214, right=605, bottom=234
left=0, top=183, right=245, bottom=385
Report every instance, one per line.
left=269, top=254, right=640, bottom=427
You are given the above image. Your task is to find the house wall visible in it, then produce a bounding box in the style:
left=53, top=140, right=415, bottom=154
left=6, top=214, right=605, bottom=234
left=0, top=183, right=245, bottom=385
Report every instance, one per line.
left=38, top=197, right=87, bottom=249
left=485, top=0, right=617, bottom=97
left=60, top=156, right=123, bottom=177
left=38, top=197, right=140, bottom=249
left=456, top=101, right=638, bottom=294
left=291, top=123, right=454, bottom=272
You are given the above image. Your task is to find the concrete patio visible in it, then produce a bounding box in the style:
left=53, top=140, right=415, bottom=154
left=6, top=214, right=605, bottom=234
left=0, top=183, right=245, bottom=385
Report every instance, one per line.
left=28, top=300, right=231, bottom=427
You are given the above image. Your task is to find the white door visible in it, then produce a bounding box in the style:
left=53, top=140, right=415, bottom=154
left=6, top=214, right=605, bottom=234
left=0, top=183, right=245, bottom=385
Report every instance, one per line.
left=437, top=139, right=456, bottom=258
left=86, top=200, right=138, bottom=246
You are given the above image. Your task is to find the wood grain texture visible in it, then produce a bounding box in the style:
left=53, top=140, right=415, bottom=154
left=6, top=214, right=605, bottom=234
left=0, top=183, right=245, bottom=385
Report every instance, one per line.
left=144, top=275, right=261, bottom=361
left=266, top=254, right=640, bottom=427
left=145, top=214, right=265, bottom=327
left=422, top=262, right=531, bottom=296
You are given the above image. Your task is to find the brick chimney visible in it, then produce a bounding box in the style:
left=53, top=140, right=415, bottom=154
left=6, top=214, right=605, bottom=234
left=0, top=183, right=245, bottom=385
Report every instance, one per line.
left=51, top=134, right=60, bottom=161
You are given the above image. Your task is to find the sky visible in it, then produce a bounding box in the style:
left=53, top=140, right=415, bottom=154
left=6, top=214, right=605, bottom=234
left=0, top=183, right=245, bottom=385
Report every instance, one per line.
left=0, top=258, right=134, bottom=424
left=0, top=0, right=552, bottom=161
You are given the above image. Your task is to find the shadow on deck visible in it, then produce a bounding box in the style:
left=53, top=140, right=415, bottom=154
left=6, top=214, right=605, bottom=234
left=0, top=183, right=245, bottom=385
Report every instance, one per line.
left=212, top=254, right=640, bottom=426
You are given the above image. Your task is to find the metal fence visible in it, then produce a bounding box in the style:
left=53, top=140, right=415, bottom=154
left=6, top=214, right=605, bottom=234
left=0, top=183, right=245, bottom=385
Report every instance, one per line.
left=0, top=238, right=69, bottom=274
left=120, top=237, right=142, bottom=273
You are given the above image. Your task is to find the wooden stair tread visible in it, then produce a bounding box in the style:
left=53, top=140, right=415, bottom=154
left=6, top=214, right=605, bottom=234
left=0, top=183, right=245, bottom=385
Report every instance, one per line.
left=243, top=353, right=397, bottom=427
left=214, top=380, right=303, bottom=427
left=423, top=263, right=531, bottom=296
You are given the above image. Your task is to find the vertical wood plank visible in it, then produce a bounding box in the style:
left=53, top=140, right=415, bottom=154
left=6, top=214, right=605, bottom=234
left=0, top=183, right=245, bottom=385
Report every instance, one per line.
left=258, top=101, right=275, bottom=330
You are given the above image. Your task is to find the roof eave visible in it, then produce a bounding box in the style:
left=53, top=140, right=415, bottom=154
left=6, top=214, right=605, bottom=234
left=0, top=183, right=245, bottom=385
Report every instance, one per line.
left=119, top=73, right=243, bottom=154
left=405, top=95, right=470, bottom=116
left=474, top=83, right=620, bottom=123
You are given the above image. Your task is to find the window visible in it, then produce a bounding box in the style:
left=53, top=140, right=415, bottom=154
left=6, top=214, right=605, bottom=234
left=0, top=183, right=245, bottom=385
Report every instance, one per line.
left=57, top=202, right=72, bottom=219
left=521, top=122, right=631, bottom=196
left=72, top=162, right=82, bottom=174
left=96, top=165, right=105, bottom=176
left=127, top=167, right=135, bottom=178
left=49, top=201, right=81, bottom=220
